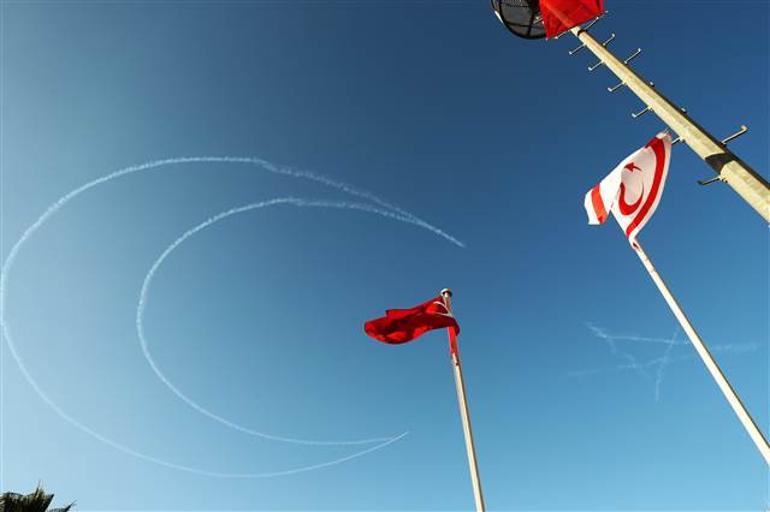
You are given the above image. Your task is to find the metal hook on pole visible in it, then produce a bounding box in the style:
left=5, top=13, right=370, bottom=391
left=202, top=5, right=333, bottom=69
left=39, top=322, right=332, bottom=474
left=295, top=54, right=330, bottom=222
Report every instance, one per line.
left=698, top=176, right=724, bottom=186
left=568, top=43, right=586, bottom=55
left=556, top=12, right=607, bottom=39
left=607, top=81, right=626, bottom=93
left=588, top=34, right=615, bottom=70
left=581, top=14, right=605, bottom=32
left=721, top=125, right=749, bottom=145
left=573, top=11, right=609, bottom=37
left=624, top=48, right=642, bottom=64
left=588, top=59, right=605, bottom=72
left=631, top=105, right=652, bottom=119
left=665, top=128, right=684, bottom=145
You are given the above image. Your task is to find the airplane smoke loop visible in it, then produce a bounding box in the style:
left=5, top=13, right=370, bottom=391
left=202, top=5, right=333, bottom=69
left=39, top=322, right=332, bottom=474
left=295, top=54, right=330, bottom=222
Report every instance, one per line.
left=1, top=157, right=463, bottom=477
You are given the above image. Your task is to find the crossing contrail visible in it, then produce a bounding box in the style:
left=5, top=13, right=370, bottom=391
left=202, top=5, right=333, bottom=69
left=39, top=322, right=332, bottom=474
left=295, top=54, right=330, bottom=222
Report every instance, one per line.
left=653, top=327, right=679, bottom=402
left=569, top=324, right=760, bottom=400
left=1, top=156, right=464, bottom=477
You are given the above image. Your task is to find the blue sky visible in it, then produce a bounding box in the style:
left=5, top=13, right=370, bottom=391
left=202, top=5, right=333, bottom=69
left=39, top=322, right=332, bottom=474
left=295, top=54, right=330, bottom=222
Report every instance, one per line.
left=1, top=0, right=768, bottom=510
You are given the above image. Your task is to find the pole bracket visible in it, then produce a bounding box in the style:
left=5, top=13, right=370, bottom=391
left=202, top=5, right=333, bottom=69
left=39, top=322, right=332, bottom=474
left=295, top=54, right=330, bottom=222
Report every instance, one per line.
left=697, top=176, right=724, bottom=186
left=588, top=60, right=605, bottom=72
left=581, top=14, right=605, bottom=32
left=607, top=81, right=626, bottom=93
left=631, top=106, right=652, bottom=119
left=624, top=48, right=642, bottom=64
left=721, top=125, right=748, bottom=145
left=569, top=43, right=586, bottom=55
left=586, top=34, right=615, bottom=71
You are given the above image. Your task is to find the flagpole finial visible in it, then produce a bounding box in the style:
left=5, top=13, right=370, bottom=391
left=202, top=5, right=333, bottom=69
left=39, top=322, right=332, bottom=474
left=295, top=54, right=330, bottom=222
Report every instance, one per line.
left=440, top=288, right=452, bottom=297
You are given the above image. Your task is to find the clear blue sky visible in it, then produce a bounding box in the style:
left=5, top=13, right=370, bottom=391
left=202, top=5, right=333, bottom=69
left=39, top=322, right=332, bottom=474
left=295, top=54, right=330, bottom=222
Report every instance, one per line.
left=1, top=0, right=768, bottom=510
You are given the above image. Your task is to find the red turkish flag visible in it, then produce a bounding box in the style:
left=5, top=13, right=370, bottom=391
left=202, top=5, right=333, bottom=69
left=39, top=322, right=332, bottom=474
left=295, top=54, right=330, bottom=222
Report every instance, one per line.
left=364, top=296, right=459, bottom=345
left=540, top=0, right=605, bottom=38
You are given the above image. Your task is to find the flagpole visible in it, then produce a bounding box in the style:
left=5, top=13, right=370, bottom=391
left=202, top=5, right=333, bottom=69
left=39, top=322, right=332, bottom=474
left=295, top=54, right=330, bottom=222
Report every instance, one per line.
left=570, top=26, right=770, bottom=222
left=441, top=288, right=486, bottom=511
left=630, top=241, right=770, bottom=464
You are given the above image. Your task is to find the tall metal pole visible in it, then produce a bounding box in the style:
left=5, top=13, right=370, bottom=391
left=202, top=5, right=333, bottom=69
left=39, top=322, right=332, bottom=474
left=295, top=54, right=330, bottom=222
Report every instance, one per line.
left=441, top=288, right=486, bottom=511
left=571, top=26, right=770, bottom=222
left=631, top=241, right=770, bottom=464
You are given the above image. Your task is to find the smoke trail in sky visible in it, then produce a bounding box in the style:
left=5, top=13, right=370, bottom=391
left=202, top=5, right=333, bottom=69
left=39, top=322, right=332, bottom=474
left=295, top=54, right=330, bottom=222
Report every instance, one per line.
left=569, top=324, right=759, bottom=399
left=653, top=327, right=679, bottom=402
left=1, top=157, right=464, bottom=476
left=586, top=323, right=651, bottom=380
left=137, top=197, right=438, bottom=445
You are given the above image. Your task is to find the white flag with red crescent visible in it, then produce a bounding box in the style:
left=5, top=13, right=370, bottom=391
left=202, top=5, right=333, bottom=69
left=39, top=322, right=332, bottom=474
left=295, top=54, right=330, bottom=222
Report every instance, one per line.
left=584, top=133, right=672, bottom=241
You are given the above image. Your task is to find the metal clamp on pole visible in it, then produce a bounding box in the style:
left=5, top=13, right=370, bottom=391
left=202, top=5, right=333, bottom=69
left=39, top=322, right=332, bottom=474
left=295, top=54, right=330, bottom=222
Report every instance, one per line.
left=608, top=81, right=626, bottom=93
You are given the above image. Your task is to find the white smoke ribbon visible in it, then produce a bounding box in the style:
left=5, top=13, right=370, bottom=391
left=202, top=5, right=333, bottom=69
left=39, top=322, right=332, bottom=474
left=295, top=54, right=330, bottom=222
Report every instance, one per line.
left=1, top=157, right=464, bottom=477
left=137, top=197, right=445, bottom=445
left=570, top=324, right=760, bottom=402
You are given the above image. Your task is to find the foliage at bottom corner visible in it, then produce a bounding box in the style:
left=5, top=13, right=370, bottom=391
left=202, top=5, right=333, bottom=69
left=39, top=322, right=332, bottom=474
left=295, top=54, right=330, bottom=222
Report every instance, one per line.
left=0, top=486, right=73, bottom=512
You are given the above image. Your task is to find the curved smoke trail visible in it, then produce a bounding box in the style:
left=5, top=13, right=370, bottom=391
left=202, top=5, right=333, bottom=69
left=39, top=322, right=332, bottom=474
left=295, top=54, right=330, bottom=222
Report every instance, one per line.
left=1, top=157, right=463, bottom=477
left=137, top=197, right=440, bottom=445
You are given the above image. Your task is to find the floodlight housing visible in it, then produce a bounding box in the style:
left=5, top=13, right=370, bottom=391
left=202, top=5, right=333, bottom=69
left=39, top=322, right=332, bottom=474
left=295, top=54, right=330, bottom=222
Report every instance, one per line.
left=491, top=0, right=546, bottom=40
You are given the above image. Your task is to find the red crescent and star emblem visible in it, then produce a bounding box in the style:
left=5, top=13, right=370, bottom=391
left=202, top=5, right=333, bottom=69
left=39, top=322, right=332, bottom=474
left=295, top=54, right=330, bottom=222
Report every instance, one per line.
left=618, top=161, right=644, bottom=215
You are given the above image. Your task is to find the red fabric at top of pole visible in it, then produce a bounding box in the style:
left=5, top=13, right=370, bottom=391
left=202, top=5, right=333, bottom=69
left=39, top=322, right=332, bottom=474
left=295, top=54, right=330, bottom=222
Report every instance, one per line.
left=539, top=0, right=605, bottom=38
left=364, top=295, right=459, bottom=345
left=448, top=325, right=460, bottom=358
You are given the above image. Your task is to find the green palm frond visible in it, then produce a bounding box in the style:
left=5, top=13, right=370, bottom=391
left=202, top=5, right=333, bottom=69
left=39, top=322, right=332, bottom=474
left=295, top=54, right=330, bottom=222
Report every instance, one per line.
left=0, top=486, right=72, bottom=512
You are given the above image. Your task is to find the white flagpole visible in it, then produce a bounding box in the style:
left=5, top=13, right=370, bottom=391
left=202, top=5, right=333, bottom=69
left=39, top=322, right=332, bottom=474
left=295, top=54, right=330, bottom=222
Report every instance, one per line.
left=631, top=240, right=770, bottom=464
left=441, top=288, right=486, bottom=512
